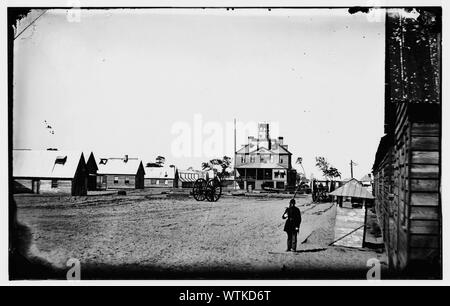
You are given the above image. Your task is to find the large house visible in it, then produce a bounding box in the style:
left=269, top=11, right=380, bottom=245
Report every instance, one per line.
left=97, top=155, right=145, bottom=190
left=13, top=149, right=88, bottom=196
left=372, top=8, right=441, bottom=276
left=235, top=123, right=296, bottom=191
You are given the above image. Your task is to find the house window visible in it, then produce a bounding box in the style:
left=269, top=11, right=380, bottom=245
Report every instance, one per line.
left=51, top=179, right=58, bottom=188
left=260, top=155, right=267, bottom=163
left=280, top=171, right=286, bottom=179
left=279, top=156, right=284, bottom=164
left=151, top=179, right=156, bottom=184
left=263, top=169, right=272, bottom=180
left=125, top=177, right=130, bottom=184
left=250, top=155, right=255, bottom=163
left=274, top=171, right=280, bottom=178
left=114, top=177, right=119, bottom=184
left=156, top=180, right=160, bottom=185
left=241, top=155, right=245, bottom=163
left=164, top=180, right=168, bottom=185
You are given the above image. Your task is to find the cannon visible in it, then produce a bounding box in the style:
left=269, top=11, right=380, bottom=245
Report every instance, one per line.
left=192, top=177, right=222, bottom=202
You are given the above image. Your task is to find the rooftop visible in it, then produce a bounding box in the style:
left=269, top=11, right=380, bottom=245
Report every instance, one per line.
left=13, top=150, right=85, bottom=179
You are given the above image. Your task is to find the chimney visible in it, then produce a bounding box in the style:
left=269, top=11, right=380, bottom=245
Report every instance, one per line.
left=124, top=155, right=128, bottom=162
left=278, top=137, right=284, bottom=145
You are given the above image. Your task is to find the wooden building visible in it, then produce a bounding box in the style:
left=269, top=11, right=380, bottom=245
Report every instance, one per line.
left=330, top=178, right=374, bottom=207
left=85, top=152, right=98, bottom=191
left=13, top=150, right=88, bottom=196
left=372, top=8, right=441, bottom=275
left=97, top=155, right=145, bottom=190
left=144, top=165, right=177, bottom=188
left=235, top=123, right=296, bottom=191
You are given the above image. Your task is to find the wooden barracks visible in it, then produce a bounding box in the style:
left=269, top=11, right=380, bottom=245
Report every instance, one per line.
left=372, top=8, right=441, bottom=276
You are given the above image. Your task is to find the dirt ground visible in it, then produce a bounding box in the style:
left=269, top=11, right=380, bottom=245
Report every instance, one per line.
left=14, top=192, right=387, bottom=279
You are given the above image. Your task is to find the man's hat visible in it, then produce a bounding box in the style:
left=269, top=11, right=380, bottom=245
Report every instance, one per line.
left=289, top=199, right=296, bottom=205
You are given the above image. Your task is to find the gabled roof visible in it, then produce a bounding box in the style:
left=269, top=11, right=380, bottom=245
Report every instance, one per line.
left=97, top=157, right=144, bottom=175
left=144, top=166, right=176, bottom=179
left=236, top=144, right=291, bottom=155
left=236, top=143, right=257, bottom=154
left=84, top=151, right=98, bottom=172
left=270, top=145, right=291, bottom=154
left=329, top=178, right=374, bottom=199
left=13, top=150, right=85, bottom=179
left=254, top=147, right=272, bottom=154
left=360, top=174, right=372, bottom=182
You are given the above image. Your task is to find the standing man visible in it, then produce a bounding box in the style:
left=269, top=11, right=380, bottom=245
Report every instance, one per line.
left=282, top=199, right=302, bottom=252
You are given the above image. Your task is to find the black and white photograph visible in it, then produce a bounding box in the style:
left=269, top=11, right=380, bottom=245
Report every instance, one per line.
left=3, top=0, right=446, bottom=285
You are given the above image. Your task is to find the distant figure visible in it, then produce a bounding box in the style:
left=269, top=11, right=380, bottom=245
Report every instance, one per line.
left=282, top=199, right=302, bottom=252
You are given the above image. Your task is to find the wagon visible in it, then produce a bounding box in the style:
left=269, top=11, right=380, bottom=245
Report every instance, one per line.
left=192, top=177, right=222, bottom=202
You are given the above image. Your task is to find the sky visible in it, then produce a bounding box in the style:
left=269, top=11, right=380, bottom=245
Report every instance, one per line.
left=13, top=8, right=385, bottom=179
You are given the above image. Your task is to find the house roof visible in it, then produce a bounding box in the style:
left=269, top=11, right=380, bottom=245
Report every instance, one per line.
left=144, top=166, right=176, bottom=179
left=360, top=174, right=372, bottom=182
left=235, top=162, right=287, bottom=169
left=372, top=134, right=394, bottom=171
left=97, top=157, right=143, bottom=175
left=13, top=150, right=85, bottom=179
left=236, top=144, right=291, bottom=155
left=84, top=151, right=98, bottom=172
left=329, top=178, right=375, bottom=199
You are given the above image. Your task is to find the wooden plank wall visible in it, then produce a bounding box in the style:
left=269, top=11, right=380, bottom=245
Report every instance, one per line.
left=393, top=102, right=409, bottom=269
left=105, top=175, right=137, bottom=189
left=39, top=179, right=73, bottom=194
left=408, top=122, right=441, bottom=263
left=374, top=102, right=441, bottom=271
left=373, top=149, right=396, bottom=268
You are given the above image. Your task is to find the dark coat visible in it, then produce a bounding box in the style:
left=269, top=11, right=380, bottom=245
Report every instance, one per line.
left=283, top=206, right=302, bottom=233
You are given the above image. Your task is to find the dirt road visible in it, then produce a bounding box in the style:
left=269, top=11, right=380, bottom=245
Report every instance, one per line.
left=14, top=194, right=386, bottom=279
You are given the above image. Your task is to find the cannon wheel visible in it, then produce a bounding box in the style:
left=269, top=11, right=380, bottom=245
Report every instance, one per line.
left=193, top=178, right=207, bottom=201
left=205, top=178, right=222, bottom=202
left=312, top=191, right=318, bottom=203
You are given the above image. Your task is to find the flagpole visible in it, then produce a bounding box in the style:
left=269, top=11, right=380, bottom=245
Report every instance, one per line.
left=234, top=118, right=237, bottom=190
